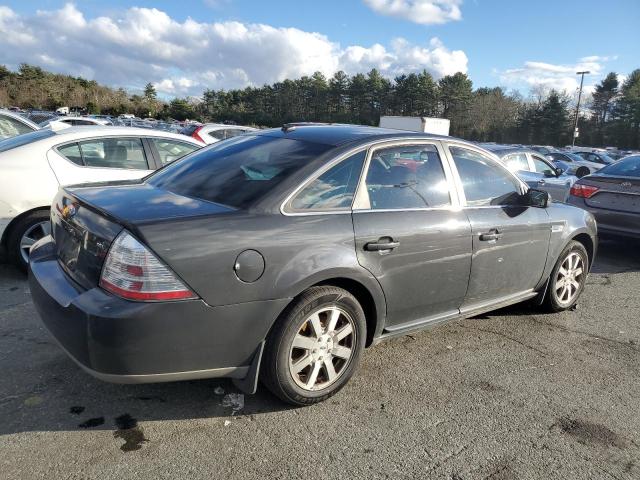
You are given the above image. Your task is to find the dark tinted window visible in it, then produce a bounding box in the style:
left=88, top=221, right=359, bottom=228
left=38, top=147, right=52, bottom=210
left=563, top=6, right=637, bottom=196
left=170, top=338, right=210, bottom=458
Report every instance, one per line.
left=58, top=142, right=83, bottom=165
left=290, top=150, right=366, bottom=211
left=149, top=135, right=331, bottom=208
left=0, top=129, right=56, bottom=152
left=450, top=146, right=521, bottom=206
left=209, top=129, right=226, bottom=140
left=598, top=156, right=640, bottom=177
left=179, top=124, right=199, bottom=136
left=549, top=153, right=571, bottom=162
left=364, top=144, right=451, bottom=209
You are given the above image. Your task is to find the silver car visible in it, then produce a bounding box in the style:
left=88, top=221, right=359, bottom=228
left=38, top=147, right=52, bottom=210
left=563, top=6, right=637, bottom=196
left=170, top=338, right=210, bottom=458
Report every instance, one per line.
left=0, top=110, right=39, bottom=139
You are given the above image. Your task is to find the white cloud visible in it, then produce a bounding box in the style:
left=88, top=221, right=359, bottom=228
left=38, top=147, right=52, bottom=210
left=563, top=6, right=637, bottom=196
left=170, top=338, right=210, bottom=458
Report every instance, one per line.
left=0, top=4, right=468, bottom=96
left=363, top=0, right=463, bottom=25
left=499, top=56, right=616, bottom=94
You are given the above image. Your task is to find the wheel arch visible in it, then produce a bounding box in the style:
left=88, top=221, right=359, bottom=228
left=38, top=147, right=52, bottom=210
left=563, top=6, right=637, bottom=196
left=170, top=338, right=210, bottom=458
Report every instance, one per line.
left=570, top=232, right=595, bottom=270
left=1, top=206, right=51, bottom=249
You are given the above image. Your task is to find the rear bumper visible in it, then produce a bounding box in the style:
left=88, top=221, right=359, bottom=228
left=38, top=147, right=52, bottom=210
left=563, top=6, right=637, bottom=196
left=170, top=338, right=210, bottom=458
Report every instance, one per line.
left=28, top=235, right=290, bottom=383
left=567, top=197, right=640, bottom=238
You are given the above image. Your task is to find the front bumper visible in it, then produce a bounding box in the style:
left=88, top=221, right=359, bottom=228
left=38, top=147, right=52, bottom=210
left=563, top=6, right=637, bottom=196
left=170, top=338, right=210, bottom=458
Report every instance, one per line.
left=28, top=235, right=290, bottom=383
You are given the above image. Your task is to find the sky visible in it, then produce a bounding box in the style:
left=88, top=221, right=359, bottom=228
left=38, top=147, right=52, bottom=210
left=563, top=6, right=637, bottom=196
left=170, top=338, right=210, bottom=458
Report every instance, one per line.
left=0, top=0, right=638, bottom=99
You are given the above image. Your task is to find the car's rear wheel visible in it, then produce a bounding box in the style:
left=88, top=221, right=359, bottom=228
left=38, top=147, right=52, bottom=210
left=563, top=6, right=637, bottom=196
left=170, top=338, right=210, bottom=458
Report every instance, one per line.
left=544, top=240, right=588, bottom=312
left=7, top=210, right=51, bottom=272
left=262, top=286, right=366, bottom=405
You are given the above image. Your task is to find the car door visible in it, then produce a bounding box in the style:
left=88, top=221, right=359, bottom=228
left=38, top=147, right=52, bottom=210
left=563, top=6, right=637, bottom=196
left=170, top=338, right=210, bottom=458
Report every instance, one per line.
left=47, top=137, right=154, bottom=185
left=351, top=141, right=472, bottom=329
left=446, top=144, right=551, bottom=311
left=529, top=153, right=572, bottom=202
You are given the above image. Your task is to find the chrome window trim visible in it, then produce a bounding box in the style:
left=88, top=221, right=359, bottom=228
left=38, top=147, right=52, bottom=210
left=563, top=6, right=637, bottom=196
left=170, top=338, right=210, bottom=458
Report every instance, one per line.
left=352, top=139, right=461, bottom=212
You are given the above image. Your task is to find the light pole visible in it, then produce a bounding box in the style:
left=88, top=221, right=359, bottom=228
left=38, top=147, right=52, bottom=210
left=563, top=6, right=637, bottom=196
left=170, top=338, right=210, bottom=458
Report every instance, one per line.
left=572, top=70, right=590, bottom=147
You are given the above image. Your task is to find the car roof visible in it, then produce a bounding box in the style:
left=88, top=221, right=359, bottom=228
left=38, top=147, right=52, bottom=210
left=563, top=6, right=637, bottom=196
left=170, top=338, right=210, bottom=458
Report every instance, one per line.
left=46, top=125, right=203, bottom=143
left=482, top=144, right=540, bottom=157
left=254, top=124, right=456, bottom=147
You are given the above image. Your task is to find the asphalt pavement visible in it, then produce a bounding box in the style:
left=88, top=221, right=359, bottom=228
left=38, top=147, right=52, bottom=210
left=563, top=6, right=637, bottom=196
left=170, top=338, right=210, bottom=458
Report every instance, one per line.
left=0, top=235, right=639, bottom=479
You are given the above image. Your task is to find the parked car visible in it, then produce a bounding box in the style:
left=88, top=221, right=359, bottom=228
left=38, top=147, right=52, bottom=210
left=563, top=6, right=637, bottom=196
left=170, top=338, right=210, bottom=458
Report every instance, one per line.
left=572, top=150, right=617, bottom=166
left=0, top=126, right=204, bottom=269
left=0, top=109, right=39, bottom=139
left=568, top=155, right=640, bottom=238
left=28, top=125, right=597, bottom=406
left=546, top=151, right=603, bottom=178
left=39, top=116, right=113, bottom=128
left=181, top=123, right=258, bottom=145
left=529, top=145, right=559, bottom=155
left=484, top=145, right=577, bottom=202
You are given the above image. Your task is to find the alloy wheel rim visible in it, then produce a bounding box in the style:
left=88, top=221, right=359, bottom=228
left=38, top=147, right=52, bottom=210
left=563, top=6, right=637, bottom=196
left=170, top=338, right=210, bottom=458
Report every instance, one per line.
left=555, top=252, right=584, bottom=306
left=289, top=306, right=356, bottom=391
left=20, top=221, right=51, bottom=264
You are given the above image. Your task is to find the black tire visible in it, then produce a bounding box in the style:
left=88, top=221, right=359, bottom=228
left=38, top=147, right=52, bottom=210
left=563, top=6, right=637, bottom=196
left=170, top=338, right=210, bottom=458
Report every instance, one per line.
left=261, top=286, right=366, bottom=406
left=575, top=166, right=590, bottom=178
left=7, top=210, right=51, bottom=272
left=543, top=240, right=589, bottom=312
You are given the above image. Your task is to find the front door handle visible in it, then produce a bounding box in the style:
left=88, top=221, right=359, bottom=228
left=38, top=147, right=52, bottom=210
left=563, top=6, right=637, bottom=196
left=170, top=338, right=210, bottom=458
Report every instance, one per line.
left=479, top=230, right=503, bottom=241
left=364, top=239, right=400, bottom=251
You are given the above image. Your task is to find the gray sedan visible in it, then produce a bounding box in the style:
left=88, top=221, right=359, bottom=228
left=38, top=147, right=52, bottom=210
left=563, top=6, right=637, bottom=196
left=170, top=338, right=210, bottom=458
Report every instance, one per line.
left=28, top=125, right=597, bottom=406
left=568, top=155, right=640, bottom=238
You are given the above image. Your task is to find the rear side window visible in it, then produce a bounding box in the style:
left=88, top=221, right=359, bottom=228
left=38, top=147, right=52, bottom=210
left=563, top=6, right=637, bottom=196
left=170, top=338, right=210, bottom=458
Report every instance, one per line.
left=78, top=138, right=148, bottom=169
left=149, top=138, right=200, bottom=166
left=149, top=135, right=331, bottom=209
left=58, top=143, right=83, bottom=165
left=450, top=146, right=521, bottom=207
left=0, top=115, right=34, bottom=139
left=209, top=129, right=226, bottom=140
left=363, top=144, right=451, bottom=209
left=503, top=153, right=529, bottom=172
left=289, top=150, right=366, bottom=211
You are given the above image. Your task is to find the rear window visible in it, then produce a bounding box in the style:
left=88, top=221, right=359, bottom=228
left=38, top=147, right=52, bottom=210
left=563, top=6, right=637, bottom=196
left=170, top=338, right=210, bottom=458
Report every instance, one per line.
left=598, top=156, right=640, bottom=178
left=179, top=124, right=199, bottom=136
left=148, top=135, right=331, bottom=208
left=0, top=129, right=56, bottom=153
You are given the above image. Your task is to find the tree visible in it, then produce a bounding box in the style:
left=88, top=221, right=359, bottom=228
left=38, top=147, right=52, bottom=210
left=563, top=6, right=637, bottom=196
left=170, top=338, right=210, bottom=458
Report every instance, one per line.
left=591, top=72, right=619, bottom=125
left=144, top=82, right=157, bottom=101
left=168, top=98, right=196, bottom=120
left=438, top=72, right=473, bottom=136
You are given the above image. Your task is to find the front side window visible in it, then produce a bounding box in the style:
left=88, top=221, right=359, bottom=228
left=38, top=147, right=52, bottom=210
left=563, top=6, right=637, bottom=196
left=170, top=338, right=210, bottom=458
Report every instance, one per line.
left=503, top=153, right=529, bottom=172
left=363, top=144, right=451, bottom=210
left=289, top=150, right=366, bottom=211
left=78, top=137, right=148, bottom=169
left=149, top=138, right=200, bottom=166
left=450, top=146, right=521, bottom=207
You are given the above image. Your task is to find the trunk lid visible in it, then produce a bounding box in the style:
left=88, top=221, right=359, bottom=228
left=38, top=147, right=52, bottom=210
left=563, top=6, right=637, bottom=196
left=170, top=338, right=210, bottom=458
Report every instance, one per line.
left=53, top=182, right=234, bottom=289
left=581, top=175, right=640, bottom=214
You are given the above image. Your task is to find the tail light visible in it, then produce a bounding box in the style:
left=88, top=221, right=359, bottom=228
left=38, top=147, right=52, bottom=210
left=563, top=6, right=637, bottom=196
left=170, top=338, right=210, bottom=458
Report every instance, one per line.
left=191, top=126, right=206, bottom=143
left=570, top=183, right=600, bottom=199
left=100, top=231, right=197, bottom=301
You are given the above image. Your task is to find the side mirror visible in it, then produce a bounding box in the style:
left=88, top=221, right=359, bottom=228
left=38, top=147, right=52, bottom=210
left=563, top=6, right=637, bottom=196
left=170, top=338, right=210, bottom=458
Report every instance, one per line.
left=554, top=167, right=564, bottom=176
left=524, top=188, right=550, bottom=208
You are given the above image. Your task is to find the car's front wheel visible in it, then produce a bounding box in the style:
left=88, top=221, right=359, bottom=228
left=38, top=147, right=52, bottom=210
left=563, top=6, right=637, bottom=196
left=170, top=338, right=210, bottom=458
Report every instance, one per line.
left=262, top=286, right=366, bottom=405
left=544, top=240, right=589, bottom=312
left=7, top=210, right=51, bottom=272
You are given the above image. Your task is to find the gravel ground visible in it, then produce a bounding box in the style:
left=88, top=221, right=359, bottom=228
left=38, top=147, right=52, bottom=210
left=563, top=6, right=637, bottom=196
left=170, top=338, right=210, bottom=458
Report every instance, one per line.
left=0, top=236, right=638, bottom=480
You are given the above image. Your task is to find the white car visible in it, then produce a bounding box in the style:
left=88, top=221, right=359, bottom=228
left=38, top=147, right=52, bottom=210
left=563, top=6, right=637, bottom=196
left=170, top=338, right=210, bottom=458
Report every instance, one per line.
left=181, top=123, right=257, bottom=145
left=0, top=125, right=204, bottom=269
left=39, top=116, right=113, bottom=128
left=0, top=110, right=39, bottom=139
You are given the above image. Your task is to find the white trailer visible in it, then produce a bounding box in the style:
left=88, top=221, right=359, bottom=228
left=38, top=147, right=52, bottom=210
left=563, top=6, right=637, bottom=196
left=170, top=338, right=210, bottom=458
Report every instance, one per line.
left=379, top=116, right=450, bottom=136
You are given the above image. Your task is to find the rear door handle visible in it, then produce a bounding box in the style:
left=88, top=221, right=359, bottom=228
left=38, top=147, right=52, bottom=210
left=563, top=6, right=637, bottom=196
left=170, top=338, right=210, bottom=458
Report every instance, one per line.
left=538, top=179, right=546, bottom=185
left=364, top=239, right=400, bottom=251
left=479, top=230, right=503, bottom=241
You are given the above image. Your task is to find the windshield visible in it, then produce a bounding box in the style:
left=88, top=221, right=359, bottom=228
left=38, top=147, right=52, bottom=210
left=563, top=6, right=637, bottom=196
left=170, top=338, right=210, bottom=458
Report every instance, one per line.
left=598, top=156, right=640, bottom=178
left=0, top=129, right=56, bottom=153
left=148, top=135, right=332, bottom=208
left=599, top=154, right=616, bottom=164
